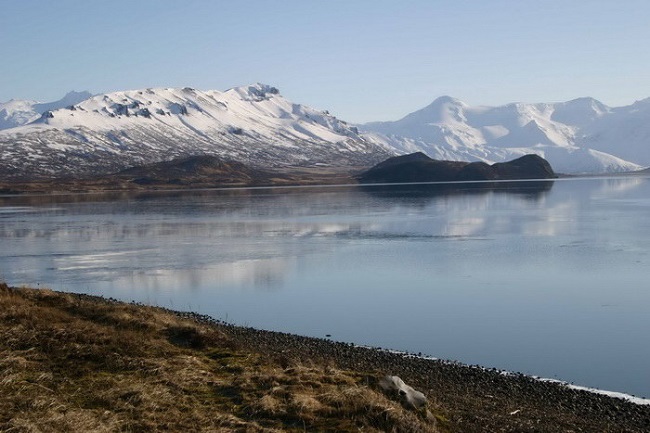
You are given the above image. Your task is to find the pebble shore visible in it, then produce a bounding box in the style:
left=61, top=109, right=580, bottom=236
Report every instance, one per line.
left=176, top=310, right=650, bottom=432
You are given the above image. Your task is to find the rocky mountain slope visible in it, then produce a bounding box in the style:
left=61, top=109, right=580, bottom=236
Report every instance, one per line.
left=0, top=84, right=390, bottom=180
left=362, top=96, right=647, bottom=174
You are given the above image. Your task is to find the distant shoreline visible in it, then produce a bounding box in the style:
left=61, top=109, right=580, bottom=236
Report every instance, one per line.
left=1, top=149, right=648, bottom=197
left=2, top=169, right=648, bottom=198
left=0, top=165, right=362, bottom=195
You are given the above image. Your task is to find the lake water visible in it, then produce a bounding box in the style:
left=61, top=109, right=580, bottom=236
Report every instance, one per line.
left=1, top=177, right=649, bottom=398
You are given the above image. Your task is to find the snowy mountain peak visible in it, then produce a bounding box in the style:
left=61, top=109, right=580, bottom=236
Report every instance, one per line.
left=2, top=85, right=650, bottom=178
left=362, top=96, right=647, bottom=174
left=397, top=95, right=468, bottom=126
left=226, top=83, right=280, bottom=102
left=0, top=84, right=389, bottom=180
left=58, top=90, right=93, bottom=104
left=0, top=90, right=92, bottom=130
left=629, top=97, right=650, bottom=110
left=33, top=84, right=357, bottom=138
left=564, top=96, right=606, bottom=107
left=551, top=97, right=610, bottom=126
left=429, top=95, right=464, bottom=106
left=422, top=96, right=467, bottom=115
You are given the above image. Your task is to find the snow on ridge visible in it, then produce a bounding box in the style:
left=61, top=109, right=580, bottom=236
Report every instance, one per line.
left=225, top=82, right=280, bottom=102
left=26, top=83, right=360, bottom=144
left=550, top=97, right=610, bottom=127
left=360, top=95, right=648, bottom=173
left=0, top=83, right=389, bottom=180
left=0, top=90, right=92, bottom=130
left=2, top=85, right=650, bottom=177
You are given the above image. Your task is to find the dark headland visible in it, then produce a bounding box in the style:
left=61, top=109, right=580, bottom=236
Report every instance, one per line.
left=1, top=284, right=648, bottom=432
left=358, top=152, right=557, bottom=184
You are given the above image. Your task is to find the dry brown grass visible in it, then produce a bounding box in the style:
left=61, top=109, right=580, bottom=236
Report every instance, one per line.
left=0, top=284, right=440, bottom=432
left=238, top=364, right=439, bottom=432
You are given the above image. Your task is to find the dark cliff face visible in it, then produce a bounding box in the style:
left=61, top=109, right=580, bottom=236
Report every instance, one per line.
left=358, top=153, right=556, bottom=184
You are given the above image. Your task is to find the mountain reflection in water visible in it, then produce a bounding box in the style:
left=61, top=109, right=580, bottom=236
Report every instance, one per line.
left=359, top=180, right=554, bottom=202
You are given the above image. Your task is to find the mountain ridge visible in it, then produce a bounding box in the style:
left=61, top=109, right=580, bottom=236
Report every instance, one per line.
left=0, top=91, right=93, bottom=130
left=361, top=96, right=646, bottom=174
left=1, top=86, right=650, bottom=180
left=0, top=84, right=390, bottom=180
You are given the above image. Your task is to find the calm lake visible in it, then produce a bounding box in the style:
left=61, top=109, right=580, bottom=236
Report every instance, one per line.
left=1, top=177, right=649, bottom=398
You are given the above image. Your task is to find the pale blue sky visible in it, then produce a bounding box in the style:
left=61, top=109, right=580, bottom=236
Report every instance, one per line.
left=2, top=0, right=650, bottom=122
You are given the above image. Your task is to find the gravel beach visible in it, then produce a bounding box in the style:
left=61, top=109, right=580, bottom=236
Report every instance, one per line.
left=179, top=310, right=650, bottom=432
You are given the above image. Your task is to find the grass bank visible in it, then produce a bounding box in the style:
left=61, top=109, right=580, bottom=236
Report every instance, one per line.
left=1, top=284, right=648, bottom=432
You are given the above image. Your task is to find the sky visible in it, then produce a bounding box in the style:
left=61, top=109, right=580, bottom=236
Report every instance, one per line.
left=2, top=0, right=650, bottom=123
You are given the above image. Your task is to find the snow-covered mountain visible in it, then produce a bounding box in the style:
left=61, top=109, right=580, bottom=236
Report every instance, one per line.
left=0, top=91, right=93, bottom=130
left=2, top=85, right=650, bottom=180
left=361, top=96, right=647, bottom=174
left=0, top=84, right=390, bottom=180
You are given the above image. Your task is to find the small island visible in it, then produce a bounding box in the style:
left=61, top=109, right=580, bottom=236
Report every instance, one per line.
left=358, top=153, right=557, bottom=184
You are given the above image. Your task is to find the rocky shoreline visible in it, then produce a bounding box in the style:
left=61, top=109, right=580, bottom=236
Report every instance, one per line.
left=2, top=285, right=649, bottom=432
left=175, top=309, right=650, bottom=432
